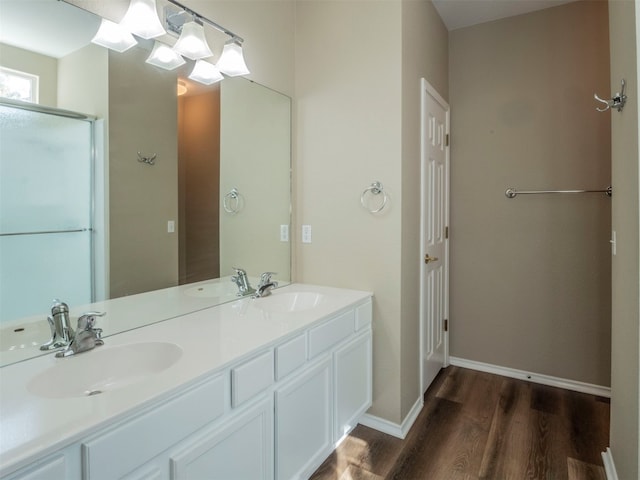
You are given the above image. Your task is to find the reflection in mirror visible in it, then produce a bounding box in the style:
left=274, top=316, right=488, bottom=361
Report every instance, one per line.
left=0, top=0, right=291, bottom=366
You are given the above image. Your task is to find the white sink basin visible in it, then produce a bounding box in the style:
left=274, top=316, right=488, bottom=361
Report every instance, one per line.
left=252, top=292, right=324, bottom=314
left=27, top=342, right=183, bottom=399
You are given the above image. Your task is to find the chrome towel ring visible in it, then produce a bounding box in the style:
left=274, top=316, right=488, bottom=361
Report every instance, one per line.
left=223, top=187, right=242, bottom=214
left=361, top=181, right=388, bottom=213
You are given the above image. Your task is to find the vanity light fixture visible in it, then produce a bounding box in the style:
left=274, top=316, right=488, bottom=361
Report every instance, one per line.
left=173, top=20, right=214, bottom=60
left=164, top=0, right=251, bottom=78
left=189, top=60, right=223, bottom=85
left=146, top=41, right=186, bottom=70
left=120, top=0, right=166, bottom=40
left=82, top=0, right=251, bottom=81
left=216, top=38, right=250, bottom=77
left=91, top=19, right=137, bottom=53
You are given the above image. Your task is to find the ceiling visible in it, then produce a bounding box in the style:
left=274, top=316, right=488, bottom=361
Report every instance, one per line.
left=0, top=0, right=99, bottom=58
left=432, top=0, right=578, bottom=31
left=1, top=0, right=581, bottom=59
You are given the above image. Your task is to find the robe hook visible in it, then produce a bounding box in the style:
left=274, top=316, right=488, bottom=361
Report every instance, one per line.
left=137, top=152, right=157, bottom=165
left=594, top=79, right=627, bottom=112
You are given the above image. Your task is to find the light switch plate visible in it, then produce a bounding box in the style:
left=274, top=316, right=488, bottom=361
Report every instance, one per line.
left=302, top=225, right=312, bottom=244
left=280, top=225, right=289, bottom=242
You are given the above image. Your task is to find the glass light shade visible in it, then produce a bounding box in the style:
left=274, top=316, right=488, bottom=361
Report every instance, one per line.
left=216, top=41, right=250, bottom=77
left=189, top=60, right=223, bottom=85
left=120, top=0, right=165, bottom=39
left=146, top=41, right=186, bottom=70
left=177, top=81, right=187, bottom=96
left=91, top=19, right=137, bottom=53
left=173, top=21, right=214, bottom=60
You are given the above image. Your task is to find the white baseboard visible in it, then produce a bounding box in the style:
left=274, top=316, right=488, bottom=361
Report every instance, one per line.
left=601, top=448, right=619, bottom=480
left=359, top=396, right=423, bottom=439
left=449, top=357, right=611, bottom=398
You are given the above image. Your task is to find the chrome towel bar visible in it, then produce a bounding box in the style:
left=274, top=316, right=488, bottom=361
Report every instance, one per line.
left=505, top=186, right=612, bottom=199
left=0, top=228, right=91, bottom=237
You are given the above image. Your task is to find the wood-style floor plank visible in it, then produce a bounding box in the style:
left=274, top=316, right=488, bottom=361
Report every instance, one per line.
left=311, top=366, right=610, bottom=480
left=566, top=458, right=606, bottom=480
left=478, top=378, right=533, bottom=480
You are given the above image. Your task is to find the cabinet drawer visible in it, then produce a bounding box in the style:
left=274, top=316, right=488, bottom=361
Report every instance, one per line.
left=275, top=334, right=306, bottom=381
left=355, top=300, right=372, bottom=330
left=231, top=350, right=274, bottom=407
left=82, top=374, right=225, bottom=480
left=308, top=310, right=355, bottom=359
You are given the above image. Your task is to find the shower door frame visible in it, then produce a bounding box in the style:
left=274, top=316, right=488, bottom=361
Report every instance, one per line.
left=0, top=98, right=104, bottom=311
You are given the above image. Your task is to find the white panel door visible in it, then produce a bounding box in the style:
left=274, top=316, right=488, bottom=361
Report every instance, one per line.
left=420, top=79, right=450, bottom=393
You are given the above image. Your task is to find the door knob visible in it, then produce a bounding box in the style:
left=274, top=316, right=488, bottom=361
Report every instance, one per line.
left=424, top=254, right=439, bottom=264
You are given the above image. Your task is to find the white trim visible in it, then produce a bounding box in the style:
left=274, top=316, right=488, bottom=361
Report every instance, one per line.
left=449, top=357, right=611, bottom=398
left=358, top=396, right=423, bottom=439
left=602, top=448, right=619, bottom=480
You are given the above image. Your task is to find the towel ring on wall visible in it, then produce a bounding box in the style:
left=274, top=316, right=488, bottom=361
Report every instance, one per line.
left=223, top=187, right=242, bottom=214
left=360, top=181, right=388, bottom=213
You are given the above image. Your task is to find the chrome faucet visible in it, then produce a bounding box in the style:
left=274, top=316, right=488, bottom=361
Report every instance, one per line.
left=40, top=299, right=74, bottom=351
left=253, top=272, right=278, bottom=298
left=231, top=267, right=256, bottom=297
left=55, top=312, right=105, bottom=358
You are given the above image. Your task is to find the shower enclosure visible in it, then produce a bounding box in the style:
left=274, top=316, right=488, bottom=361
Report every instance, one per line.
left=0, top=100, right=98, bottom=325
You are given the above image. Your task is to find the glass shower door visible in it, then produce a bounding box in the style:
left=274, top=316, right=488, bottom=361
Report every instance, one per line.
left=0, top=103, right=94, bottom=324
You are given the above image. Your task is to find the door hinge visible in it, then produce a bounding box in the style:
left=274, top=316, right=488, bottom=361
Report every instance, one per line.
left=445, top=133, right=450, bottom=147
left=445, top=226, right=449, bottom=239
left=444, top=319, right=448, bottom=332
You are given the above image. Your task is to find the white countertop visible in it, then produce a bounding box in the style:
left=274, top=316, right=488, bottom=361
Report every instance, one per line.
left=0, top=283, right=371, bottom=477
left=0, top=276, right=276, bottom=367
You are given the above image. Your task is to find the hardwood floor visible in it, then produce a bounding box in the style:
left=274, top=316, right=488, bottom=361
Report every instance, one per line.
left=310, top=366, right=610, bottom=480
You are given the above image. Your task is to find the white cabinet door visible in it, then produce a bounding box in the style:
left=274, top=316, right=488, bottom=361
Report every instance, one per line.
left=275, top=357, right=333, bottom=480
left=4, top=446, right=81, bottom=480
left=170, top=397, right=274, bottom=480
left=4, top=455, right=69, bottom=480
left=334, top=331, right=372, bottom=443
left=121, top=464, right=165, bottom=480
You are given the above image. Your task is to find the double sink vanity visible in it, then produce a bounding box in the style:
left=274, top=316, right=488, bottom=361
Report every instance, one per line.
left=0, top=284, right=373, bottom=480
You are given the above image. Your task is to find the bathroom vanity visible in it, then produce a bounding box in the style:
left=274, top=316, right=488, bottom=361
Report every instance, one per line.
left=0, top=284, right=372, bottom=480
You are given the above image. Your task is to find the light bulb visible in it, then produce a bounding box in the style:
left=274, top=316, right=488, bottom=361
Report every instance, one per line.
left=216, top=40, right=250, bottom=77
left=91, top=19, right=137, bottom=53
left=146, top=41, right=186, bottom=70
left=189, top=60, right=223, bottom=85
left=120, top=0, right=166, bottom=39
left=173, top=21, right=213, bottom=60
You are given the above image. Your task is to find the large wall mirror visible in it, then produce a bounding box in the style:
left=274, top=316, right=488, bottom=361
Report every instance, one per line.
left=0, top=0, right=291, bottom=366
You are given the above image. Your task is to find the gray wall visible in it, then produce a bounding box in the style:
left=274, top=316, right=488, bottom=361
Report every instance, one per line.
left=449, top=1, right=612, bottom=386
left=178, top=89, right=221, bottom=285
left=109, top=47, right=179, bottom=298
left=295, top=0, right=448, bottom=424
left=400, top=0, right=449, bottom=417
left=608, top=0, right=639, bottom=477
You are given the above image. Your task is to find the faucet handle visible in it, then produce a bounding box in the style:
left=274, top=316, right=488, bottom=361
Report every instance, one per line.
left=50, top=298, right=69, bottom=315
left=232, top=266, right=247, bottom=275
left=259, top=272, right=277, bottom=285
left=77, top=311, right=106, bottom=331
